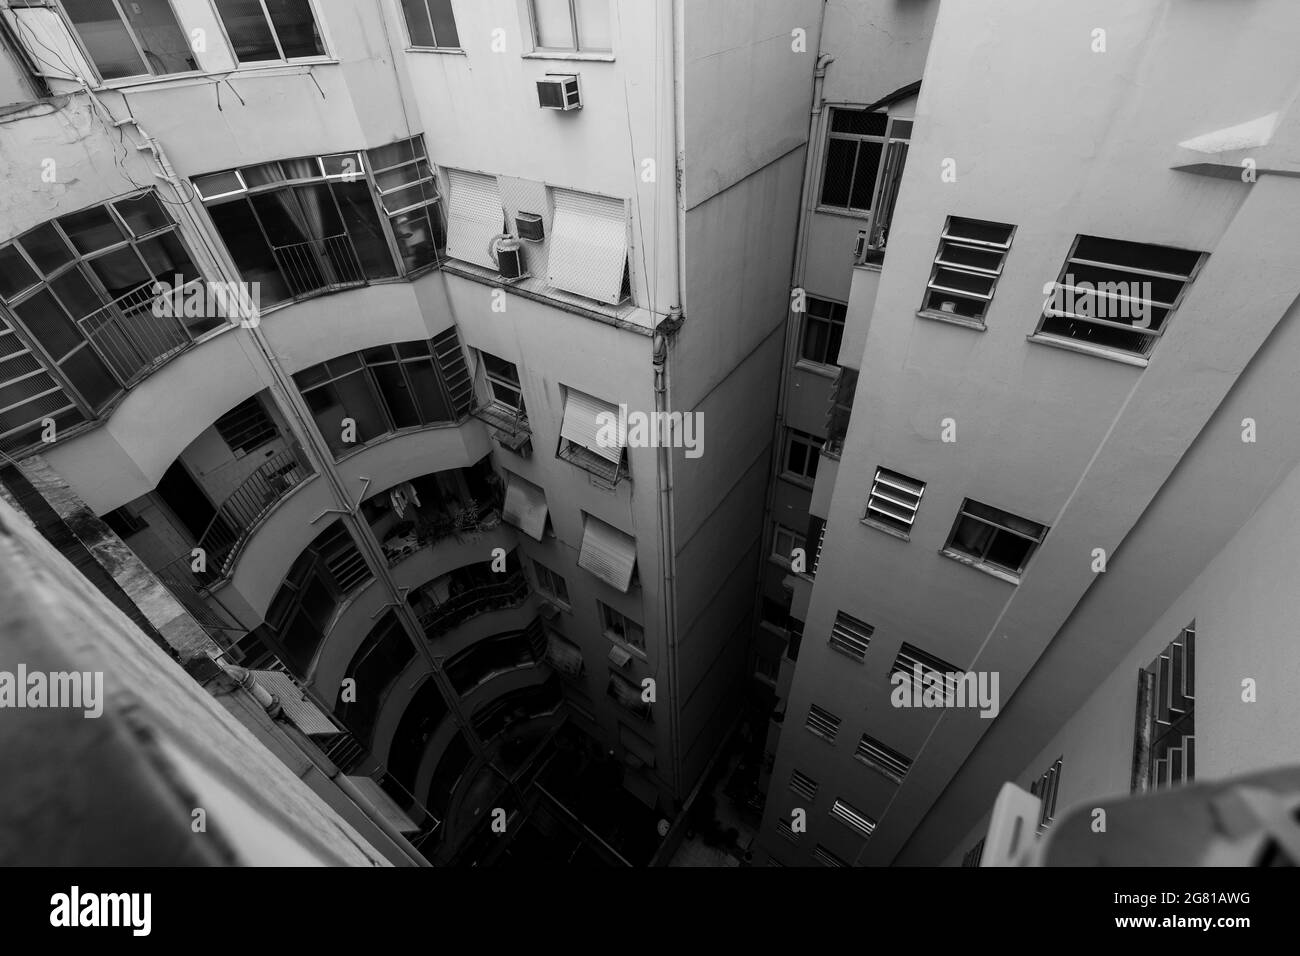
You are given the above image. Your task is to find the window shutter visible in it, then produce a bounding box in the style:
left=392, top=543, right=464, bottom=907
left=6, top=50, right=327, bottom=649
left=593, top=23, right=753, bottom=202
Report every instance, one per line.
left=578, top=516, right=637, bottom=592
left=560, top=388, right=623, bottom=463
left=446, top=170, right=503, bottom=269
left=502, top=474, right=549, bottom=541
left=548, top=190, right=628, bottom=304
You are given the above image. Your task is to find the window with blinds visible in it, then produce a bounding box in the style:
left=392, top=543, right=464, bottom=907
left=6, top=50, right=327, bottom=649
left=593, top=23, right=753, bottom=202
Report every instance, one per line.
left=1132, top=625, right=1195, bottom=794
left=775, top=816, right=799, bottom=844
left=578, top=514, right=637, bottom=592
left=921, top=217, right=1015, bottom=325
left=1030, top=757, right=1064, bottom=832
left=557, top=385, right=626, bottom=485
left=445, top=169, right=504, bottom=269
left=501, top=472, right=549, bottom=541
left=547, top=189, right=629, bottom=305
left=829, top=611, right=873, bottom=663
left=812, top=844, right=847, bottom=867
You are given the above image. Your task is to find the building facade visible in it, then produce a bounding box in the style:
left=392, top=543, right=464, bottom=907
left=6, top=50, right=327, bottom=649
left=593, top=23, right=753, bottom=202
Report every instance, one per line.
left=756, top=0, right=1300, bottom=866
left=0, top=0, right=820, bottom=864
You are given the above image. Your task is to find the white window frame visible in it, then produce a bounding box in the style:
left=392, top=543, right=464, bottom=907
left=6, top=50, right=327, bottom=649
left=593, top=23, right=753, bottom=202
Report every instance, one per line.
left=798, top=295, right=847, bottom=369
left=527, top=0, right=612, bottom=54
left=598, top=600, right=644, bottom=652
left=400, top=0, right=461, bottom=50
left=212, top=0, right=331, bottom=66
left=770, top=523, right=805, bottom=568
left=863, top=467, right=925, bottom=538
left=919, top=217, right=1015, bottom=327
left=531, top=559, right=569, bottom=605
left=26, top=0, right=198, bottom=84
left=782, top=428, right=821, bottom=486
left=941, top=498, right=1047, bottom=581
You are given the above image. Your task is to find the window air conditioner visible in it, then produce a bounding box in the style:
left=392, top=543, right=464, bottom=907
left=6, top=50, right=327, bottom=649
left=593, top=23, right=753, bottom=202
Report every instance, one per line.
left=516, top=212, right=545, bottom=242
left=537, top=74, right=582, bottom=111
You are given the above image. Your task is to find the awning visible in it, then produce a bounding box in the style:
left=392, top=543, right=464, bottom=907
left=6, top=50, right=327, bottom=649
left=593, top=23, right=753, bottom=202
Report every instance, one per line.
left=560, top=389, right=623, bottom=463
left=446, top=169, right=504, bottom=269
left=578, top=516, right=637, bottom=592
left=608, top=644, right=633, bottom=668
left=548, top=189, right=628, bottom=304
left=502, top=474, right=549, bottom=541
left=345, top=775, right=421, bottom=833
left=545, top=632, right=584, bottom=676
left=251, top=670, right=338, bottom=736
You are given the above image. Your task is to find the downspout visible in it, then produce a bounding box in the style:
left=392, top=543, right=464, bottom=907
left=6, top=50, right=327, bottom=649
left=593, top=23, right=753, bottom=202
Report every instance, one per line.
left=657, top=0, right=687, bottom=798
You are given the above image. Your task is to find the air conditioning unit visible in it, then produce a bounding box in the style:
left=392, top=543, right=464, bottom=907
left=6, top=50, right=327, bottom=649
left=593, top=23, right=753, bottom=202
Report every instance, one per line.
left=491, top=236, right=526, bottom=280
left=537, top=74, right=582, bottom=111
left=516, top=212, right=544, bottom=242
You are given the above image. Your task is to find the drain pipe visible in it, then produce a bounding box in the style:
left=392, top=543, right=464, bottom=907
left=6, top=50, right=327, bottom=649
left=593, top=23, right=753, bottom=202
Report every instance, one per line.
left=656, top=0, right=687, bottom=799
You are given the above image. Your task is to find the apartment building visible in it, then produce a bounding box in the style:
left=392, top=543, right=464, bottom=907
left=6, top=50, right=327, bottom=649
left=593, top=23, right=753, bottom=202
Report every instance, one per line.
left=0, top=0, right=819, bottom=864
left=757, top=0, right=1300, bottom=866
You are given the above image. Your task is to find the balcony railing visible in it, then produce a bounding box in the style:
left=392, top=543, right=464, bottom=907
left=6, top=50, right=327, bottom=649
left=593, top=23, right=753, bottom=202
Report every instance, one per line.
left=272, top=234, right=367, bottom=299
left=415, top=572, right=530, bottom=639
left=379, top=499, right=503, bottom=567
left=80, top=279, right=225, bottom=386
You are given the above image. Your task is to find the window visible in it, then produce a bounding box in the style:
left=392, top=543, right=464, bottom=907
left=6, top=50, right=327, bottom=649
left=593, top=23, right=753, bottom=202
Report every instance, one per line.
left=606, top=671, right=650, bottom=720
left=1030, top=757, right=1063, bottom=832
left=1036, top=235, right=1204, bottom=357
left=860, top=118, right=912, bottom=261
left=855, top=733, right=912, bottom=783
left=547, top=189, right=629, bottom=305
left=60, top=0, right=195, bottom=80
left=599, top=601, right=644, bottom=651
left=830, top=798, right=876, bottom=838
left=754, top=654, right=779, bottom=682
left=334, top=611, right=413, bottom=741
left=558, top=387, right=626, bottom=486
left=1132, top=626, right=1194, bottom=793
left=783, top=428, right=821, bottom=484
left=400, top=0, right=459, bottom=48
left=890, top=643, right=959, bottom=698
left=0, top=193, right=216, bottom=449
left=545, top=629, right=584, bottom=676
left=292, top=335, right=470, bottom=458
left=806, top=516, right=826, bottom=576
left=530, top=0, right=611, bottom=53
left=789, top=769, right=818, bottom=801
left=799, top=296, right=846, bottom=367
left=532, top=560, right=569, bottom=604
left=444, top=170, right=504, bottom=270
left=197, top=151, right=407, bottom=305
left=214, top=0, right=325, bottom=62
left=865, top=467, right=925, bottom=537
left=812, top=844, right=846, bottom=867
left=943, top=499, right=1048, bottom=579
left=101, top=505, right=147, bottom=538
left=962, top=838, right=985, bottom=868
left=921, top=217, right=1015, bottom=325
left=501, top=472, right=549, bottom=540
left=824, top=366, right=858, bottom=457
left=805, top=703, right=840, bottom=742
left=771, top=523, right=805, bottom=568
left=775, top=816, right=799, bottom=844
left=578, top=514, right=637, bottom=592
left=828, top=611, right=873, bottom=663
left=367, top=137, right=444, bottom=273
left=820, top=109, right=887, bottom=213
left=214, top=396, right=277, bottom=455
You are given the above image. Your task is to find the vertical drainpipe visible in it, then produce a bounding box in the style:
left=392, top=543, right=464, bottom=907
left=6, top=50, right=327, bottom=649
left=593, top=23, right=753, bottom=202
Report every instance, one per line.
left=138, top=130, right=489, bottom=765
left=657, top=0, right=687, bottom=799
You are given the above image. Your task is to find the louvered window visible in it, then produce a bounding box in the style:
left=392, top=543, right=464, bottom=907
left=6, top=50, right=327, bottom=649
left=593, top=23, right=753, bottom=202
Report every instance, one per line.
left=890, top=643, right=961, bottom=699
left=805, top=703, right=841, bottom=741
left=830, top=799, right=876, bottom=838
left=812, top=844, right=846, bottom=867
left=829, top=611, right=873, bottom=663
left=789, top=769, right=819, bottom=801
left=1133, top=625, right=1195, bottom=793
left=1030, top=758, right=1063, bottom=832
left=855, top=733, right=912, bottom=783
left=865, top=467, right=924, bottom=536
left=921, top=217, right=1015, bottom=324
left=214, top=396, right=277, bottom=454
left=578, top=514, right=637, bottom=593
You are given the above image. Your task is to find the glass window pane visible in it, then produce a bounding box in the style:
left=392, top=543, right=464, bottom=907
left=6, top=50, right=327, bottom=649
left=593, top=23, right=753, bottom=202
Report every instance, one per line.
left=0, top=245, right=40, bottom=300
left=62, top=0, right=148, bottom=79
left=985, top=532, right=1033, bottom=573
left=820, top=139, right=856, bottom=208
left=850, top=140, right=883, bottom=210
left=367, top=139, right=421, bottom=170
left=376, top=160, right=433, bottom=192
left=831, top=110, right=888, bottom=136
left=265, top=0, right=325, bottom=57
left=575, top=0, right=610, bottom=51
left=49, top=268, right=105, bottom=320
left=120, top=0, right=194, bottom=74
left=407, top=360, right=451, bottom=423
left=17, top=224, right=74, bottom=276
left=389, top=209, right=440, bottom=272
left=321, top=153, right=363, bottom=178
left=401, top=0, right=436, bottom=46
left=373, top=364, right=420, bottom=429
left=950, top=516, right=993, bottom=559
left=60, top=345, right=120, bottom=410
left=331, top=181, right=398, bottom=280
left=801, top=318, right=828, bottom=363
left=215, top=0, right=281, bottom=61
left=15, top=290, right=84, bottom=360
left=381, top=183, right=437, bottom=214
left=194, top=171, right=245, bottom=199
left=241, top=162, right=286, bottom=187
left=137, top=232, right=198, bottom=284
left=207, top=199, right=290, bottom=305
left=113, top=193, right=171, bottom=236
left=307, top=375, right=384, bottom=455
left=533, top=0, right=573, bottom=48
left=59, top=207, right=126, bottom=254
left=428, top=0, right=459, bottom=46
left=87, top=247, right=151, bottom=299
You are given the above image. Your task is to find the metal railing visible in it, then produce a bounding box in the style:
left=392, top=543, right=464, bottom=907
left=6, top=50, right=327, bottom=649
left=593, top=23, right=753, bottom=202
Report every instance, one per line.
left=198, top=445, right=314, bottom=577
left=379, top=498, right=503, bottom=568
left=415, top=572, right=530, bottom=638
left=271, top=234, right=367, bottom=299
left=80, top=279, right=217, bottom=386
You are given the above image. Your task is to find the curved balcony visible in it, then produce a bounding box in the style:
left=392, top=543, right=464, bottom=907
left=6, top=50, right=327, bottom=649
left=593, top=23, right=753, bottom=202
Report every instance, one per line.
left=414, top=572, right=531, bottom=639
